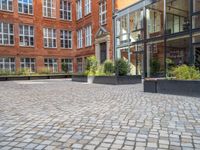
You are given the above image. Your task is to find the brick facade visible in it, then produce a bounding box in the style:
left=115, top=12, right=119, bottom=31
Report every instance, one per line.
left=0, top=0, right=136, bottom=73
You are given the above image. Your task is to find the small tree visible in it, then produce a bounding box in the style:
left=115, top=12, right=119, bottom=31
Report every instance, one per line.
left=62, top=63, right=68, bottom=73
left=115, top=59, right=129, bottom=76
left=85, top=56, right=98, bottom=76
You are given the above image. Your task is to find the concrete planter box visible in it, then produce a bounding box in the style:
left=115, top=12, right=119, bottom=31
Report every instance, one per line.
left=72, top=75, right=88, bottom=82
left=144, top=80, right=157, bottom=93
left=144, top=79, right=200, bottom=97
left=72, top=75, right=142, bottom=85
left=0, top=74, right=70, bottom=81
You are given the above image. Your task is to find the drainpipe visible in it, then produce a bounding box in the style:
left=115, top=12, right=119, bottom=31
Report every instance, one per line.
left=112, top=0, right=116, bottom=61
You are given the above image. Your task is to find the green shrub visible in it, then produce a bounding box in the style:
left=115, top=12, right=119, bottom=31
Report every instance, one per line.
left=38, top=68, right=51, bottom=74
left=85, top=56, right=98, bottom=76
left=62, top=63, right=67, bottom=73
left=95, top=65, right=105, bottom=76
left=0, top=69, right=13, bottom=76
left=172, top=65, right=200, bottom=80
left=19, top=68, right=32, bottom=76
left=150, top=58, right=160, bottom=75
left=115, top=59, right=129, bottom=76
left=103, top=60, right=114, bottom=75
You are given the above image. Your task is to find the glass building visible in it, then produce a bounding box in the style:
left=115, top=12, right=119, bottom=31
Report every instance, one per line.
left=114, top=0, right=200, bottom=78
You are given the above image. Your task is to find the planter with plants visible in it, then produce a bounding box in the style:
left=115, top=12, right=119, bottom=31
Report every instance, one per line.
left=144, top=65, right=200, bottom=97
left=72, top=56, right=142, bottom=85
left=0, top=68, right=71, bottom=81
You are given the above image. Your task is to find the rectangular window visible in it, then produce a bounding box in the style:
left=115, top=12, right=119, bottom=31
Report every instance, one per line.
left=76, top=0, right=82, bottom=20
left=43, top=0, right=56, bottom=18
left=43, top=28, right=56, bottom=48
left=18, top=0, right=33, bottom=14
left=0, top=57, right=15, bottom=72
left=60, top=0, right=71, bottom=20
left=19, top=25, right=34, bottom=47
left=77, top=29, right=83, bottom=48
left=85, top=0, right=91, bottom=15
left=193, top=0, right=200, bottom=13
left=20, top=58, right=35, bottom=73
left=0, top=22, right=14, bottom=45
left=0, top=0, right=13, bottom=11
left=60, top=30, right=72, bottom=49
left=44, top=58, right=58, bottom=73
left=61, top=58, right=73, bottom=72
left=193, top=14, right=200, bottom=29
left=99, top=0, right=106, bottom=25
left=85, top=25, right=92, bottom=47
left=77, top=57, right=83, bottom=73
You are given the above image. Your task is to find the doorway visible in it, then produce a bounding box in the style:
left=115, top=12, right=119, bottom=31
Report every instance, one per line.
left=100, top=42, right=107, bottom=64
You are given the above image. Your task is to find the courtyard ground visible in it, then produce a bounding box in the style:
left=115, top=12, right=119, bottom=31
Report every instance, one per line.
left=0, top=79, right=200, bottom=150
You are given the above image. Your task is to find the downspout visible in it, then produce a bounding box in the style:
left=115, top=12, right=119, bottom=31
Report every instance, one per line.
left=112, top=0, right=116, bottom=61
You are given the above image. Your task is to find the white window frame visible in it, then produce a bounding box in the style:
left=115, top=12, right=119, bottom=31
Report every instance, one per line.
left=76, top=0, right=82, bottom=20
left=0, top=57, right=15, bottom=72
left=60, top=30, right=72, bottom=49
left=0, top=0, right=13, bottom=11
left=77, top=29, right=83, bottom=48
left=0, top=22, right=14, bottom=45
left=61, top=58, right=73, bottom=73
left=44, top=58, right=58, bottom=73
left=19, top=25, right=34, bottom=47
left=84, top=0, right=91, bottom=15
left=99, top=0, right=107, bottom=25
left=85, top=25, right=92, bottom=47
left=18, top=0, right=33, bottom=15
left=20, top=58, right=36, bottom=73
left=60, top=0, right=72, bottom=21
left=77, top=57, right=83, bottom=73
left=43, top=28, right=57, bottom=48
left=43, top=0, right=56, bottom=18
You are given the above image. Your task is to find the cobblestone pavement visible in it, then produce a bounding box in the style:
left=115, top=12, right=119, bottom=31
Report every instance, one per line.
left=0, top=79, right=200, bottom=150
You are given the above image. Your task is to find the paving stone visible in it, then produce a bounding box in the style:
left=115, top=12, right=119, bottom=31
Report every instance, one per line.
left=0, top=79, right=199, bottom=149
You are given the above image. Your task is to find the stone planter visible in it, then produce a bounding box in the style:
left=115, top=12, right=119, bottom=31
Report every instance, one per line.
left=144, top=79, right=200, bottom=97
left=72, top=75, right=142, bottom=85
left=72, top=75, right=87, bottom=82
left=144, top=80, right=157, bottom=93
left=87, top=76, right=95, bottom=84
left=0, top=74, right=70, bottom=81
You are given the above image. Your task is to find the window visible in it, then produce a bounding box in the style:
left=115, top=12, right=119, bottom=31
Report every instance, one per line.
left=76, top=0, right=82, bottom=20
left=147, top=10, right=161, bottom=33
left=61, top=58, right=73, bottom=72
left=193, top=14, right=200, bottom=29
left=85, top=0, right=91, bottom=15
left=44, top=58, right=58, bottom=73
left=77, top=29, right=83, bottom=48
left=43, top=0, right=56, bottom=18
left=85, top=25, right=92, bottom=47
left=60, top=30, right=72, bottom=49
left=0, top=57, right=15, bottom=72
left=77, top=57, right=83, bottom=73
left=43, top=28, right=56, bottom=48
left=0, top=22, right=14, bottom=45
left=193, top=0, right=200, bottom=13
left=0, top=0, right=13, bottom=11
left=99, top=0, right=106, bottom=25
left=20, top=58, right=35, bottom=72
left=60, top=0, right=71, bottom=20
left=18, top=0, right=33, bottom=14
left=19, top=25, right=34, bottom=47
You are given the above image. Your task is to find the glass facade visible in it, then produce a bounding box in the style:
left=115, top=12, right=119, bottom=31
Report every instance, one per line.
left=115, top=0, right=200, bottom=78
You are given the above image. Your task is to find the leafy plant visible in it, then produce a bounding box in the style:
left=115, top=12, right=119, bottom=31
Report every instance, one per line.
left=103, top=60, right=114, bottom=75
left=115, top=59, right=129, bottom=76
left=62, top=63, right=68, bottom=73
left=85, top=56, right=98, bottom=76
left=172, top=65, right=200, bottom=80
left=38, top=67, right=51, bottom=74
left=150, top=58, right=160, bottom=75
left=19, top=68, right=31, bottom=76
left=0, top=69, right=14, bottom=76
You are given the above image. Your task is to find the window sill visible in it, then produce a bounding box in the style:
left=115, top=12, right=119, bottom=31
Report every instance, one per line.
left=60, top=48, right=73, bottom=50
left=0, top=10, right=13, bottom=13
left=19, top=46, right=35, bottom=48
left=44, top=47, right=57, bottom=49
left=18, top=13, right=34, bottom=16
left=0, top=44, right=15, bottom=47
left=43, top=17, right=57, bottom=20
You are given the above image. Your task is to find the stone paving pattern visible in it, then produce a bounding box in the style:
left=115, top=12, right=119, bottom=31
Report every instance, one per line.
left=0, top=79, right=200, bottom=150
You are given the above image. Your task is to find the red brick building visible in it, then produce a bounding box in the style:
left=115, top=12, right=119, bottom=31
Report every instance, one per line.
left=0, top=0, right=120, bottom=74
